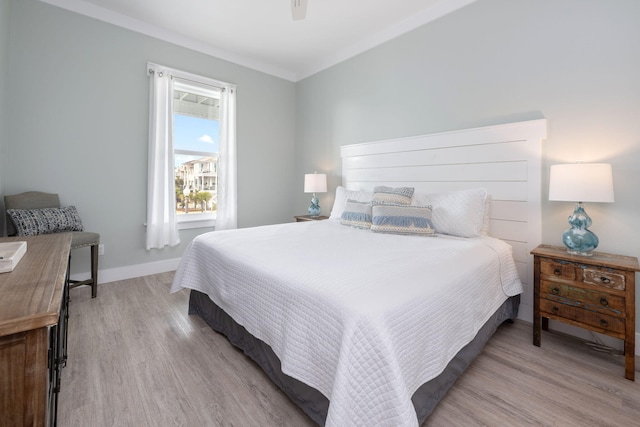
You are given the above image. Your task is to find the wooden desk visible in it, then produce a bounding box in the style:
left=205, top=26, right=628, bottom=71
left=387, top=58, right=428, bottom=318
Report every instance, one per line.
left=0, top=233, right=72, bottom=426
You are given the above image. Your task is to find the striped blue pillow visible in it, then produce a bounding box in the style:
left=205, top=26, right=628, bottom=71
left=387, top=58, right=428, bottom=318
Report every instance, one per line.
left=371, top=186, right=414, bottom=206
left=340, top=200, right=372, bottom=229
left=370, top=204, right=436, bottom=236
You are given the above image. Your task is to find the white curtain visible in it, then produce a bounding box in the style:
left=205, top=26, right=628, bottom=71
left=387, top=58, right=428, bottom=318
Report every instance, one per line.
left=146, top=65, right=180, bottom=249
left=215, top=85, right=238, bottom=230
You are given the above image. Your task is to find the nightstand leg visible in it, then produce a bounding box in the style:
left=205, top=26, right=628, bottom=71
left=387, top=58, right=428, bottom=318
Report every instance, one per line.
left=624, top=340, right=634, bottom=381
left=625, top=278, right=635, bottom=380
left=533, top=255, right=541, bottom=346
left=542, top=317, right=549, bottom=331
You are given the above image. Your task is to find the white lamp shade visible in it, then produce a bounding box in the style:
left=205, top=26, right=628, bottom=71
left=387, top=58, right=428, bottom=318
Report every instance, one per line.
left=549, top=163, right=614, bottom=203
left=304, top=173, right=327, bottom=193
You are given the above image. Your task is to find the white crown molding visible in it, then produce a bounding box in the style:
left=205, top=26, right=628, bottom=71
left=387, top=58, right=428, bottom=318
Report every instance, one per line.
left=40, top=0, right=298, bottom=81
left=296, top=0, right=477, bottom=81
left=41, top=0, right=476, bottom=82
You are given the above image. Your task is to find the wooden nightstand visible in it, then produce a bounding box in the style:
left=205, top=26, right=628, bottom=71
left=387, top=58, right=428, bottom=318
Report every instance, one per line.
left=531, top=244, right=640, bottom=380
left=294, top=215, right=329, bottom=222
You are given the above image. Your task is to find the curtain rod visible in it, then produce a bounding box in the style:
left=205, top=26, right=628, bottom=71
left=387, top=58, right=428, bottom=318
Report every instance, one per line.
left=147, top=68, right=232, bottom=92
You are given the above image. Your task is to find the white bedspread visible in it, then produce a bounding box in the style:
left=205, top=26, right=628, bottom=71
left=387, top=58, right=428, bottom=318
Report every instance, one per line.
left=171, top=220, right=522, bottom=427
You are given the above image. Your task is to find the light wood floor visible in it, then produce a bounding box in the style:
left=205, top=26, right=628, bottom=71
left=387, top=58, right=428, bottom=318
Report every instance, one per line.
left=58, top=273, right=640, bottom=426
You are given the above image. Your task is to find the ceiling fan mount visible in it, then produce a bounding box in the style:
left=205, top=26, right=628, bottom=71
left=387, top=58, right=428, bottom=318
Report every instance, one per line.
left=291, top=0, right=308, bottom=21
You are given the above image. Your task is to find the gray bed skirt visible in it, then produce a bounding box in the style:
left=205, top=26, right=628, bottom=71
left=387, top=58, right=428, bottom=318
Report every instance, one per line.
left=188, top=290, right=520, bottom=426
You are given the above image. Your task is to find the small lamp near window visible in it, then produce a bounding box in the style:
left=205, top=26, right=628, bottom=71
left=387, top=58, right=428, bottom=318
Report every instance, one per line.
left=183, top=187, right=190, bottom=214
left=549, top=163, right=614, bottom=256
left=304, top=172, right=327, bottom=216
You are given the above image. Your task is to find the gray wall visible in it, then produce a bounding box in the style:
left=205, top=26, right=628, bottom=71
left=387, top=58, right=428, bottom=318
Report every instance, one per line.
left=296, top=0, right=640, bottom=329
left=2, top=0, right=296, bottom=274
left=3, top=0, right=639, bottom=334
left=0, top=0, right=10, bottom=234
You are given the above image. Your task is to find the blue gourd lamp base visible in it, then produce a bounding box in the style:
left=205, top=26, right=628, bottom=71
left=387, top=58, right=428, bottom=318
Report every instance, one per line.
left=308, top=194, right=321, bottom=216
left=562, top=202, right=599, bottom=256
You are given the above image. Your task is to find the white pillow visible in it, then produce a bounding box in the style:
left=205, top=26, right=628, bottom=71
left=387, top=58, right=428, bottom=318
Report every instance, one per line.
left=480, top=194, right=492, bottom=236
left=411, top=188, right=488, bottom=237
left=329, top=186, right=373, bottom=219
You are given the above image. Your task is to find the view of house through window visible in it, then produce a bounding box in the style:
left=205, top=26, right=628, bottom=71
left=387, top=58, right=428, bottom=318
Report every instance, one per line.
left=173, top=80, right=221, bottom=218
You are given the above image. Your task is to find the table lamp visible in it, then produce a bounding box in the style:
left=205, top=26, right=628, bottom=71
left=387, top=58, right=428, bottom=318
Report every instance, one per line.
left=304, top=172, right=327, bottom=216
left=549, top=163, right=614, bottom=256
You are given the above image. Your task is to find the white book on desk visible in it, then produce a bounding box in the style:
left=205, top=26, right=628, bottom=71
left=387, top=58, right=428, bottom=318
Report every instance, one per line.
left=0, top=241, right=28, bottom=273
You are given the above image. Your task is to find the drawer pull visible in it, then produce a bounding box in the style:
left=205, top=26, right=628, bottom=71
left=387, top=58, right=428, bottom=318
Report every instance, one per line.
left=600, top=297, right=609, bottom=306
left=551, top=287, right=560, bottom=295
left=553, top=268, right=562, bottom=276
left=600, top=276, right=611, bottom=284
left=600, top=319, right=608, bottom=327
left=552, top=306, right=559, bottom=312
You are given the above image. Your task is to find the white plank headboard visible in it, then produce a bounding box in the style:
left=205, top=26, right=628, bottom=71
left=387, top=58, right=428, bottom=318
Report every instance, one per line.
left=340, top=119, right=546, bottom=321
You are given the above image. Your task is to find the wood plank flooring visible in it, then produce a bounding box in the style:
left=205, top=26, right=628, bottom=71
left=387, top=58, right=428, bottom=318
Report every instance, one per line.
left=58, top=273, right=640, bottom=426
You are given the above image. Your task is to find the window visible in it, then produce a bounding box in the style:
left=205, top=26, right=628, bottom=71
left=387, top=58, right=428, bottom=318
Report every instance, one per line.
left=146, top=63, right=236, bottom=249
left=173, top=80, right=220, bottom=224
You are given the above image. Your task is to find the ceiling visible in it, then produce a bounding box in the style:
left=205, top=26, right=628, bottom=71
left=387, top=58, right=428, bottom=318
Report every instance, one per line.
left=41, top=0, right=476, bottom=81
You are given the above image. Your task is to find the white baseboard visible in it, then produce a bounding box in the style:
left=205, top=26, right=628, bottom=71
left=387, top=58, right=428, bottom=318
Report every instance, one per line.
left=517, top=303, right=534, bottom=324
left=69, top=258, right=181, bottom=285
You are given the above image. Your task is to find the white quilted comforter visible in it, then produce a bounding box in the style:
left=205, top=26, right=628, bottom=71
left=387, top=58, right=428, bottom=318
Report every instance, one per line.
left=171, top=220, right=522, bottom=427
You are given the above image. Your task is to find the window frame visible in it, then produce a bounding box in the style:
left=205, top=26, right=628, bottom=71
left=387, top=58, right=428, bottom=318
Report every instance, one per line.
left=171, top=75, right=225, bottom=230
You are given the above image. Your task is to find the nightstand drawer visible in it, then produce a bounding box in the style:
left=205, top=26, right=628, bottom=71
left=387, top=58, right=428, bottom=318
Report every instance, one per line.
left=541, top=280, right=625, bottom=316
left=583, top=268, right=625, bottom=290
left=540, top=299, right=625, bottom=335
left=540, top=259, right=577, bottom=281
left=541, top=258, right=626, bottom=290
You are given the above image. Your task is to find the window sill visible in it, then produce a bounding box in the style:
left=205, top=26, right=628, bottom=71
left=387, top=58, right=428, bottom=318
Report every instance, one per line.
left=177, top=213, right=216, bottom=230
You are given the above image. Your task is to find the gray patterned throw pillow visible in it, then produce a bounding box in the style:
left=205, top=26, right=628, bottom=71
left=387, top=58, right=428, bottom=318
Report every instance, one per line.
left=7, top=206, right=84, bottom=236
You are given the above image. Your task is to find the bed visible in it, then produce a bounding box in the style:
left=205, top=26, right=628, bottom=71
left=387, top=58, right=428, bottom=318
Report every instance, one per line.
left=171, top=119, right=547, bottom=427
